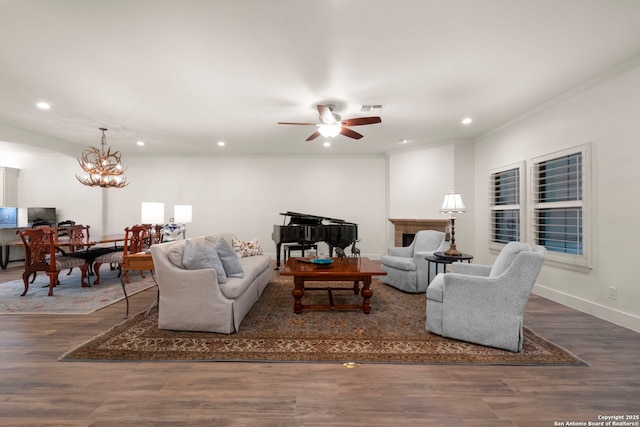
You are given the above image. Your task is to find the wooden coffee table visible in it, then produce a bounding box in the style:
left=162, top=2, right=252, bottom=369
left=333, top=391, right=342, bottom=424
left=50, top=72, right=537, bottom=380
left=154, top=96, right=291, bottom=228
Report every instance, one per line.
left=280, top=257, right=387, bottom=314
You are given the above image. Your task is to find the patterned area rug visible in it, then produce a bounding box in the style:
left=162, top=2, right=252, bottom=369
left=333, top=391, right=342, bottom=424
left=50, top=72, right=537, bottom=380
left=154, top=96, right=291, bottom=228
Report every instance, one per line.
left=0, top=268, right=156, bottom=315
left=60, top=275, right=586, bottom=365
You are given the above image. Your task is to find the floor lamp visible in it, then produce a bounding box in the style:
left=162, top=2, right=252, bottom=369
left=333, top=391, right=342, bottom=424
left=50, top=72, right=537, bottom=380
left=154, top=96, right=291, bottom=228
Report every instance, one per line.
left=440, top=189, right=467, bottom=256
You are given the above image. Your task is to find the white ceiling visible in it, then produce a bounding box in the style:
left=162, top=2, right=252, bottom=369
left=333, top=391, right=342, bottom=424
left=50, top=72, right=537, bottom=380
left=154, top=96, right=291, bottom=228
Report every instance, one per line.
left=1, top=0, right=640, bottom=157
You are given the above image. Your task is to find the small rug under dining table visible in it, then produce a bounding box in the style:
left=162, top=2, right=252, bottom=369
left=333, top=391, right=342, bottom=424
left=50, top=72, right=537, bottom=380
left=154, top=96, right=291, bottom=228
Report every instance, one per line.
left=60, top=275, right=587, bottom=365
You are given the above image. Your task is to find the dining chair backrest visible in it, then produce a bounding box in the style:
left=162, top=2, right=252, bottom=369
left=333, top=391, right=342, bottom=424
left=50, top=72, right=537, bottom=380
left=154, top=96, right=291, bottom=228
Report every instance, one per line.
left=124, top=225, right=152, bottom=256
left=16, top=227, right=58, bottom=274
left=32, top=225, right=60, bottom=244
left=56, top=220, right=76, bottom=236
left=140, top=223, right=163, bottom=245
left=61, top=224, right=91, bottom=252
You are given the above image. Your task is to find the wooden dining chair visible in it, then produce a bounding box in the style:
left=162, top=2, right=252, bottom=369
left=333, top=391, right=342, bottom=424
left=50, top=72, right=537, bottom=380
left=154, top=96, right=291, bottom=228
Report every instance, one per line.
left=16, top=226, right=89, bottom=296
left=63, top=224, right=91, bottom=253
left=28, top=225, right=61, bottom=283
left=56, top=220, right=76, bottom=237
left=141, top=224, right=163, bottom=245
left=93, top=224, right=151, bottom=285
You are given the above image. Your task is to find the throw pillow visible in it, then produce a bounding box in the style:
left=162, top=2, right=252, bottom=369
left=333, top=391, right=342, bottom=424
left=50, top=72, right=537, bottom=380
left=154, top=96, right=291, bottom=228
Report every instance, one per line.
left=207, top=236, right=244, bottom=278
left=232, top=236, right=245, bottom=254
left=181, top=238, right=227, bottom=284
left=232, top=237, right=264, bottom=257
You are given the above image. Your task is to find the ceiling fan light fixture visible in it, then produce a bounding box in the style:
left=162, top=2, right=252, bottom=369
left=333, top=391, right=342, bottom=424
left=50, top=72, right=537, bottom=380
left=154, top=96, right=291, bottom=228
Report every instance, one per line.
left=318, top=124, right=341, bottom=138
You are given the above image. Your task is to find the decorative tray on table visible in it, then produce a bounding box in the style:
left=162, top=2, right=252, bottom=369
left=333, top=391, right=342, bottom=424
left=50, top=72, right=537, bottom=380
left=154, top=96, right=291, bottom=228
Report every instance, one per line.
left=310, top=258, right=334, bottom=265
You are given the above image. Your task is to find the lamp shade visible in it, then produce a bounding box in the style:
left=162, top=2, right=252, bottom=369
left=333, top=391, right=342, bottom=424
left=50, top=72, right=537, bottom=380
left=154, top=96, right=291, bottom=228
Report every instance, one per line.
left=440, top=190, right=467, bottom=214
left=174, top=205, right=192, bottom=223
left=141, top=202, right=164, bottom=224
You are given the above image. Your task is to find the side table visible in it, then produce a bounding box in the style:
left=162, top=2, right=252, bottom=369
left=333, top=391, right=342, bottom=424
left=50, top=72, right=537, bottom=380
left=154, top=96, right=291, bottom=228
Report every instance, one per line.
left=120, top=251, right=156, bottom=318
left=425, top=252, right=473, bottom=284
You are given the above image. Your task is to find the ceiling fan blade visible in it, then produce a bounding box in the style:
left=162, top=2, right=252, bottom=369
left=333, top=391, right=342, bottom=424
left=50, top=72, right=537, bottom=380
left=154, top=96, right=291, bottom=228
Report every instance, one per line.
left=317, top=104, right=335, bottom=124
left=306, top=131, right=321, bottom=141
left=341, top=116, right=382, bottom=127
left=340, top=127, right=363, bottom=139
left=277, top=122, right=317, bottom=126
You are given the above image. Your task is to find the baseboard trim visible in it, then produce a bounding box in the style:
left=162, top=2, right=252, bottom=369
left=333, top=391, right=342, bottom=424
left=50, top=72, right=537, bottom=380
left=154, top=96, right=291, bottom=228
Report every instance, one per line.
left=533, top=284, right=640, bottom=333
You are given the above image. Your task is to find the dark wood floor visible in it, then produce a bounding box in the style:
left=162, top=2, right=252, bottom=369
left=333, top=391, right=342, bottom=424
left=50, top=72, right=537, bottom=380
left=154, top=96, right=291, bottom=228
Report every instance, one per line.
left=0, top=264, right=638, bottom=427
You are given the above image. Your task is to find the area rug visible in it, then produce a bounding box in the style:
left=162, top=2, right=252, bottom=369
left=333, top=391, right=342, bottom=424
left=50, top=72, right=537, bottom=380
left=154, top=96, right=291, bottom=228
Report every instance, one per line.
left=0, top=268, right=156, bottom=315
left=60, top=275, right=586, bottom=365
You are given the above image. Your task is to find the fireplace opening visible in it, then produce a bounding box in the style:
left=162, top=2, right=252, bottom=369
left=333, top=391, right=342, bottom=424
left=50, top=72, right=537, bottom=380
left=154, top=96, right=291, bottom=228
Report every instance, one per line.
left=388, top=218, right=449, bottom=247
left=402, top=233, right=415, bottom=247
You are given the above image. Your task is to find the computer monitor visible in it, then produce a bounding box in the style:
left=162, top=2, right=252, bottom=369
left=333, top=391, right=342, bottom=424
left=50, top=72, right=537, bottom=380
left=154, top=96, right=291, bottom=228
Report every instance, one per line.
left=27, top=207, right=57, bottom=224
left=0, top=207, right=18, bottom=226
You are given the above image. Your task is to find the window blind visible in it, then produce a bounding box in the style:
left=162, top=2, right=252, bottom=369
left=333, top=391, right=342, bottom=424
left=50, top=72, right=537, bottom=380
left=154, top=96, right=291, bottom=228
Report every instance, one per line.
left=489, top=166, right=521, bottom=245
left=532, top=152, right=583, bottom=255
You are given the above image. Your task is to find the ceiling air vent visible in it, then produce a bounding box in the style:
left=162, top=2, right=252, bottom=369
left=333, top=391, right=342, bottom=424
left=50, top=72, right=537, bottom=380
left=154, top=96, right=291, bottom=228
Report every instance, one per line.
left=361, top=104, right=384, bottom=112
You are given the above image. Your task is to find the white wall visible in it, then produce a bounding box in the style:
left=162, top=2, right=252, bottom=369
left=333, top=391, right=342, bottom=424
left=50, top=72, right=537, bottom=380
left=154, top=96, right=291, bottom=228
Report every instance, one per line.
left=3, top=139, right=476, bottom=259
left=474, top=61, right=640, bottom=332
left=389, top=144, right=455, bottom=218
left=0, top=143, right=102, bottom=233
left=387, top=142, right=475, bottom=252
left=102, top=156, right=387, bottom=258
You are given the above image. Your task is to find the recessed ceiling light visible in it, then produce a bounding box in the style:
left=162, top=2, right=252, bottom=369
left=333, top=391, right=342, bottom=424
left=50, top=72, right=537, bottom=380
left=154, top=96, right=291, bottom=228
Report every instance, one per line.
left=36, top=102, right=51, bottom=110
left=136, top=141, right=145, bottom=146
left=323, top=141, right=331, bottom=148
left=398, top=139, right=410, bottom=144
left=462, top=117, right=473, bottom=125
left=217, top=141, right=225, bottom=147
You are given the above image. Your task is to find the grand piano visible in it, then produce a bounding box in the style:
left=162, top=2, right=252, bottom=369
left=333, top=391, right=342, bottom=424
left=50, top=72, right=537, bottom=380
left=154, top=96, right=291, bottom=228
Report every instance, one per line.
left=272, top=211, right=358, bottom=269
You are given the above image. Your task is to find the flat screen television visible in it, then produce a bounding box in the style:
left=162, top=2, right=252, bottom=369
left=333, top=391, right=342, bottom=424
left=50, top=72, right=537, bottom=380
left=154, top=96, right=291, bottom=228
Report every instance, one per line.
left=27, top=207, right=57, bottom=224
left=0, top=207, right=18, bottom=227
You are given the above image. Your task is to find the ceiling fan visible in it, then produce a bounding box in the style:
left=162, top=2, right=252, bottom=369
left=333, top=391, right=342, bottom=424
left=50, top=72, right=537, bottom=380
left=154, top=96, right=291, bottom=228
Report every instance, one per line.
left=278, top=104, right=382, bottom=141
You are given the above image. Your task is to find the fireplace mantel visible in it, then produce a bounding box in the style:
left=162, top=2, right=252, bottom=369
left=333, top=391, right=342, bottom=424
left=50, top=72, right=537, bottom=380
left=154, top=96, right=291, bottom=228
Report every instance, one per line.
left=388, top=218, right=449, bottom=247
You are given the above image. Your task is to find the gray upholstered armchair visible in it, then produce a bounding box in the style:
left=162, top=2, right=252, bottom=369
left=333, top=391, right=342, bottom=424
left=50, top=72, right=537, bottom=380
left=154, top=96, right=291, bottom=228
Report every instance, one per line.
left=380, top=230, right=447, bottom=293
left=426, top=242, right=547, bottom=352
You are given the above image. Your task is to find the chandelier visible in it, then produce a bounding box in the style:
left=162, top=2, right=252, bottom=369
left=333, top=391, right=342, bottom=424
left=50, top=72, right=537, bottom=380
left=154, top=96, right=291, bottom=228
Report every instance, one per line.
left=76, top=128, right=128, bottom=188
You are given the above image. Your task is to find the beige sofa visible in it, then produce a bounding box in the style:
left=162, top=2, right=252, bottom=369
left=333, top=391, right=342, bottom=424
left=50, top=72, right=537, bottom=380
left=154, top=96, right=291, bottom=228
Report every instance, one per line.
left=150, top=233, right=272, bottom=334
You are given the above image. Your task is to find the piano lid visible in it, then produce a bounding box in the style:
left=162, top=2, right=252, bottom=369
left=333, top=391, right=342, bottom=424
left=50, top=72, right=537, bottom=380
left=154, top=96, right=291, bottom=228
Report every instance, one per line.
left=279, top=211, right=355, bottom=225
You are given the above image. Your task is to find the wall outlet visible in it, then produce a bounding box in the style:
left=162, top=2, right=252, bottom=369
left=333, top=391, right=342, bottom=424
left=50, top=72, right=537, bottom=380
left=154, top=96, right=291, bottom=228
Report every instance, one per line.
left=607, top=286, right=617, bottom=300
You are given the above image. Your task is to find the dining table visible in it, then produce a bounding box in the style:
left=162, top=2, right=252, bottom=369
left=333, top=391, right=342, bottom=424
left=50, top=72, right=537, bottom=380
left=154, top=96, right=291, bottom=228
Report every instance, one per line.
left=63, top=234, right=126, bottom=275
left=11, top=233, right=127, bottom=279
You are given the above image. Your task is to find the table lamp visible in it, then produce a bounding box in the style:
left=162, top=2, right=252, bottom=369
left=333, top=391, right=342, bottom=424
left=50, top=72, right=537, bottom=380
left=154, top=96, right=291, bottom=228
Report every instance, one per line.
left=141, top=202, right=164, bottom=245
left=439, top=189, right=467, bottom=256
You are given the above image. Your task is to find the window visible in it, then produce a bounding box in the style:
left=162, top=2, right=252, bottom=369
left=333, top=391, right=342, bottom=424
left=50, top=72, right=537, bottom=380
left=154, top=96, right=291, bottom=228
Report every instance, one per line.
left=531, top=144, right=591, bottom=268
left=489, top=162, right=524, bottom=251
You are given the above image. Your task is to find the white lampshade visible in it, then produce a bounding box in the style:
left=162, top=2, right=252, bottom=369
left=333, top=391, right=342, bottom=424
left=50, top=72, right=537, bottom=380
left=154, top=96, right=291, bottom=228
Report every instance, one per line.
left=440, top=190, right=467, bottom=214
left=174, top=205, right=192, bottom=223
left=318, top=124, right=341, bottom=138
left=141, top=202, right=164, bottom=224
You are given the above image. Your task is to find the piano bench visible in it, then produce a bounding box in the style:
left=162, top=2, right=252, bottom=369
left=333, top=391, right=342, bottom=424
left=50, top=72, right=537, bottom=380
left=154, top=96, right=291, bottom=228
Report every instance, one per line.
left=284, top=243, right=318, bottom=262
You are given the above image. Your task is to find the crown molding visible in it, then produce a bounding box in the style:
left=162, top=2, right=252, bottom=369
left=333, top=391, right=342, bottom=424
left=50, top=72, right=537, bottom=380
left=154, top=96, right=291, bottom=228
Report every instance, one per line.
left=476, top=54, right=640, bottom=142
